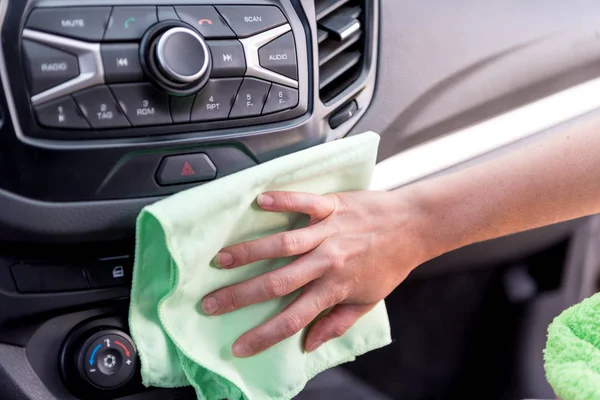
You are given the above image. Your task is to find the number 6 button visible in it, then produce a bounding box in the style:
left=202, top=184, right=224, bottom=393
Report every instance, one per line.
left=262, top=83, right=299, bottom=115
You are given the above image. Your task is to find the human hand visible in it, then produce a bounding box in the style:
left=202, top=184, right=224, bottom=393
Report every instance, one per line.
left=202, top=190, right=435, bottom=358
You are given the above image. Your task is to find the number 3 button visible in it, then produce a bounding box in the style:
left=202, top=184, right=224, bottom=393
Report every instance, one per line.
left=110, top=83, right=172, bottom=126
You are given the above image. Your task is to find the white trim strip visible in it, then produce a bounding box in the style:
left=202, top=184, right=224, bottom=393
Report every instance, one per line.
left=370, top=76, right=600, bottom=191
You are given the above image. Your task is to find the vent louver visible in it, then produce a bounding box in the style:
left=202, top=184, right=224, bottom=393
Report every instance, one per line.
left=316, top=0, right=365, bottom=102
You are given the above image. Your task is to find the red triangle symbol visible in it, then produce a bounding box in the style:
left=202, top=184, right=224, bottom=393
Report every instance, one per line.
left=180, top=161, right=195, bottom=176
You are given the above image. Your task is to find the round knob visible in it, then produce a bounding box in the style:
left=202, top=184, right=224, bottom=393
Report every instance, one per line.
left=155, top=27, right=210, bottom=84
left=141, top=21, right=213, bottom=95
left=76, top=329, right=137, bottom=390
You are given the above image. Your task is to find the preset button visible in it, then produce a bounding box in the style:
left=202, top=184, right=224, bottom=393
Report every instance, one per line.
left=262, top=83, right=298, bottom=114
left=110, top=83, right=172, bottom=126
left=35, top=96, right=89, bottom=129
left=190, top=78, right=242, bottom=121
left=73, top=86, right=130, bottom=129
left=230, top=78, right=271, bottom=118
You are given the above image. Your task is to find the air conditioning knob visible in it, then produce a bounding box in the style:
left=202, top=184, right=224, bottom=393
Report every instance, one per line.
left=141, top=22, right=213, bottom=95
left=75, top=329, right=137, bottom=390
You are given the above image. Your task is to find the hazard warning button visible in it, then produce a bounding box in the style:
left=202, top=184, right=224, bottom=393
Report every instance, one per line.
left=156, top=153, right=217, bottom=186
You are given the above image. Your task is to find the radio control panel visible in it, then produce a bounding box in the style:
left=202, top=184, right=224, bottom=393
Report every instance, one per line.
left=19, top=3, right=305, bottom=138
left=0, top=0, right=376, bottom=204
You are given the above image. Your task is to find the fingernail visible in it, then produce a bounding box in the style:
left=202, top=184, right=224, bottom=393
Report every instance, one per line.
left=202, top=297, right=219, bottom=315
left=307, top=341, right=324, bottom=352
left=215, top=252, right=234, bottom=268
left=257, top=194, right=274, bottom=207
left=232, top=342, right=252, bottom=358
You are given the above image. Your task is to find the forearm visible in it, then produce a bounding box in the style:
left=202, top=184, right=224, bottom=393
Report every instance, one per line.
left=404, top=117, right=600, bottom=258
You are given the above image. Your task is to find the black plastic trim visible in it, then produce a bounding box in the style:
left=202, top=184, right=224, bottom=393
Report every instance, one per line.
left=0, top=188, right=154, bottom=241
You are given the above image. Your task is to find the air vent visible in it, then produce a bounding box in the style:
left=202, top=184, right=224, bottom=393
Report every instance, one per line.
left=315, top=0, right=365, bottom=102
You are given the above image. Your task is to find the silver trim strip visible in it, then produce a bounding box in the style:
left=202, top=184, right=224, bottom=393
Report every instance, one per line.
left=240, top=24, right=298, bottom=89
left=23, top=29, right=104, bottom=106
left=156, top=27, right=210, bottom=83
left=370, top=75, right=600, bottom=191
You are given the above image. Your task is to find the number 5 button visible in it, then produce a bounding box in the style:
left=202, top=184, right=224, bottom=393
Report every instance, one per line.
left=229, top=78, right=271, bottom=118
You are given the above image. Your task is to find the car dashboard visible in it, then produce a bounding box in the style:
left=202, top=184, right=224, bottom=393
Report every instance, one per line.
left=1, top=0, right=600, bottom=399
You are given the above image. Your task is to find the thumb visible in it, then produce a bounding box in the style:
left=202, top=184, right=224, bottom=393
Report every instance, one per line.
left=304, top=303, right=375, bottom=352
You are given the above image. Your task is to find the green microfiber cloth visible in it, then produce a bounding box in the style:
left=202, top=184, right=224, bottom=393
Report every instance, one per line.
left=544, top=292, right=600, bottom=400
left=128, top=131, right=392, bottom=400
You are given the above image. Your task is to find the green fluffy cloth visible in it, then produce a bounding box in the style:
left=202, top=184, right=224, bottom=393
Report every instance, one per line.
left=545, top=293, right=600, bottom=400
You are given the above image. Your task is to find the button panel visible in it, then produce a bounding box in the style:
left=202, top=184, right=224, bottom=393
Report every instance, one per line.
left=21, top=3, right=303, bottom=134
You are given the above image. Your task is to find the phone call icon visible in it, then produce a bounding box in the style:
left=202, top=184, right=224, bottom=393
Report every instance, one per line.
left=124, top=17, right=136, bottom=28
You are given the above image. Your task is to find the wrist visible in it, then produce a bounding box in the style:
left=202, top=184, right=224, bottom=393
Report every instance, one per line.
left=394, top=182, right=462, bottom=264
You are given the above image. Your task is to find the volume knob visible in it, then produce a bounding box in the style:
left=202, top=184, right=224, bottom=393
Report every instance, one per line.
left=155, top=27, right=210, bottom=84
left=141, top=22, right=213, bottom=95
